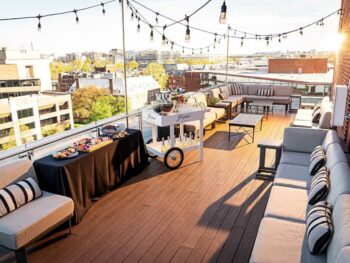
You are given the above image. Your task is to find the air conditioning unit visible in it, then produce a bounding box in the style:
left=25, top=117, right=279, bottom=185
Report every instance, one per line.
left=332, top=85, right=347, bottom=126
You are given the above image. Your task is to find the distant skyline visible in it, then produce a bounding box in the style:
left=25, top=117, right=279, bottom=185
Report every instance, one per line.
left=0, top=0, right=342, bottom=55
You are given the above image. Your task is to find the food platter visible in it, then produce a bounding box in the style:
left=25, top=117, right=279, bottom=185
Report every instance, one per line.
left=74, top=137, right=112, bottom=152
left=100, top=125, right=129, bottom=140
left=52, top=147, right=79, bottom=160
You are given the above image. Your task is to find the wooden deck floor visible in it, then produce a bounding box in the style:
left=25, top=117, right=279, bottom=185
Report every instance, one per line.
left=6, top=111, right=292, bottom=263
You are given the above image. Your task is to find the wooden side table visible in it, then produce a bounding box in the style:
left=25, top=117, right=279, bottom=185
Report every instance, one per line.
left=256, top=138, right=282, bottom=180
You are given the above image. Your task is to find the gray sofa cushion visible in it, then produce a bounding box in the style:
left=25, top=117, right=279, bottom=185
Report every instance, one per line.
left=245, top=95, right=269, bottom=102
left=325, top=143, right=348, bottom=171
left=283, top=128, right=328, bottom=153
left=334, top=247, right=350, bottom=263
left=227, top=95, right=244, bottom=105
left=250, top=217, right=326, bottom=263
left=0, top=159, right=38, bottom=189
left=264, top=185, right=308, bottom=223
left=327, top=162, right=350, bottom=205
left=322, top=130, right=340, bottom=151
left=0, top=191, right=74, bottom=250
left=327, top=195, right=350, bottom=263
left=270, top=96, right=291, bottom=104
left=272, top=86, right=294, bottom=96
left=274, top=163, right=312, bottom=189
left=280, top=151, right=311, bottom=166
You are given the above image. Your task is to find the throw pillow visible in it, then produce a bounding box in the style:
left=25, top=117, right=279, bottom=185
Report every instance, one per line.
left=309, top=145, right=326, bottom=175
left=257, top=89, right=264, bottom=96
left=306, top=201, right=333, bottom=254
left=219, top=93, right=228, bottom=100
left=0, top=177, right=42, bottom=218
left=312, top=109, right=321, bottom=123
left=308, top=167, right=329, bottom=205
left=313, top=103, right=321, bottom=114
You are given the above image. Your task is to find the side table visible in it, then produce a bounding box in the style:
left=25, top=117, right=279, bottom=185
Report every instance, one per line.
left=256, top=138, right=282, bottom=180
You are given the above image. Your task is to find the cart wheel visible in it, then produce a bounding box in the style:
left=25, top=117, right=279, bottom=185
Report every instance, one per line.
left=164, top=147, right=184, bottom=170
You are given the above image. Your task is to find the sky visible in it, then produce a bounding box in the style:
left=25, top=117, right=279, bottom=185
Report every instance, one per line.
left=0, top=0, right=342, bottom=56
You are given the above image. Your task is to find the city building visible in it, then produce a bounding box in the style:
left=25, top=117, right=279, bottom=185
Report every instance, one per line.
left=0, top=48, right=53, bottom=91
left=268, top=58, right=328, bottom=73
left=184, top=71, right=210, bottom=91
left=0, top=94, right=74, bottom=150
left=0, top=64, right=41, bottom=99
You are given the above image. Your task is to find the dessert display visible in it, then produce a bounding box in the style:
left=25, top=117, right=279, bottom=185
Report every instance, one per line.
left=52, top=147, right=78, bottom=160
left=74, top=137, right=112, bottom=152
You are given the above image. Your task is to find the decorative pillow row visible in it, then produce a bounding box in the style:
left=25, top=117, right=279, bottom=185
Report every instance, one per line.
left=230, top=83, right=243, bottom=95
left=306, top=201, right=333, bottom=254
left=257, top=88, right=274, bottom=97
left=309, top=145, right=326, bottom=175
left=308, top=167, right=329, bottom=205
left=0, top=177, right=42, bottom=218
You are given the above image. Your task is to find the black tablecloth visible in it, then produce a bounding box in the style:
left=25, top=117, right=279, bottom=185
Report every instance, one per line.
left=33, top=129, right=149, bottom=224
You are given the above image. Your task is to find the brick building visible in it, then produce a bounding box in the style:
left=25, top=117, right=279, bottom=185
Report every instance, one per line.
left=167, top=71, right=185, bottom=89
left=268, top=58, right=328, bottom=73
left=184, top=72, right=209, bottom=92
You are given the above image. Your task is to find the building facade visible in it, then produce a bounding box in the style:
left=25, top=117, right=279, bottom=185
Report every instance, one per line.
left=184, top=72, right=210, bottom=92
left=0, top=48, right=53, bottom=91
left=268, top=58, right=328, bottom=74
left=0, top=94, right=74, bottom=150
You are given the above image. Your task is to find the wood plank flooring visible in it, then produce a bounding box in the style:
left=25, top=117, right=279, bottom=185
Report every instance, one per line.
left=2, top=110, right=293, bottom=263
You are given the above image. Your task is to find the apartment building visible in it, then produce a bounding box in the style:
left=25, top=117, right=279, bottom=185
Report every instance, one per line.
left=0, top=94, right=74, bottom=150
left=0, top=48, right=52, bottom=91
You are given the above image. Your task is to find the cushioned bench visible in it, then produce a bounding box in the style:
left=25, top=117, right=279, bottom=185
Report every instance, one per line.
left=0, top=159, right=74, bottom=262
left=250, top=128, right=350, bottom=263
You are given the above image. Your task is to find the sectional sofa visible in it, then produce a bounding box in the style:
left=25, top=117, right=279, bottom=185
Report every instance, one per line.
left=209, top=83, right=294, bottom=112
left=250, top=127, right=350, bottom=263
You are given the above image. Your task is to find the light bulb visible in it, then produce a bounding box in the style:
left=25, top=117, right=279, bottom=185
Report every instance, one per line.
left=185, top=26, right=190, bottom=43
left=219, top=1, right=227, bottom=24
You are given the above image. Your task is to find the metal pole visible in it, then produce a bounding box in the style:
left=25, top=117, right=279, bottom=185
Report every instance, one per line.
left=225, top=25, right=230, bottom=84
left=121, top=0, right=129, bottom=128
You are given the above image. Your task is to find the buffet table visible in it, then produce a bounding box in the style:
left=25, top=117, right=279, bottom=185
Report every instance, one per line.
left=33, top=129, right=148, bottom=224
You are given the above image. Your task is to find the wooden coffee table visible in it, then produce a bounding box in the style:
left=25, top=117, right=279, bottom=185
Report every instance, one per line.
left=228, top=113, right=263, bottom=143
left=249, top=100, right=274, bottom=119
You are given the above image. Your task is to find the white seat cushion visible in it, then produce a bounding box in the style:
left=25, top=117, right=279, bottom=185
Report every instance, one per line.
left=264, top=185, right=309, bottom=223
left=280, top=151, right=311, bottom=167
left=208, top=107, right=225, bottom=120
left=274, top=164, right=312, bottom=190
left=250, top=217, right=326, bottom=263
left=0, top=191, right=74, bottom=250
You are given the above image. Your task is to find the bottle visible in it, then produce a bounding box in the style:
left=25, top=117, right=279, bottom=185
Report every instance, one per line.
left=161, top=138, right=166, bottom=153
left=166, top=136, right=171, bottom=150
left=183, top=133, right=188, bottom=147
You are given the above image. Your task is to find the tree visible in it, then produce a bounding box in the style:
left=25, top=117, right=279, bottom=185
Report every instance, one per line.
left=72, top=86, right=110, bottom=123
left=50, top=61, right=66, bottom=80
left=89, top=95, right=125, bottom=122
left=143, top=63, right=168, bottom=90
left=1, top=128, right=16, bottom=151
left=127, top=60, right=139, bottom=71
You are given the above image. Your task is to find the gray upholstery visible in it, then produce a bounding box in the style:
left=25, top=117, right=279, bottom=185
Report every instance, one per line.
left=282, top=128, right=328, bottom=153
left=0, top=159, right=74, bottom=250
left=274, top=163, right=312, bottom=189
left=327, top=195, right=350, bottom=263
left=0, top=191, right=73, bottom=250
left=280, top=151, right=310, bottom=166
left=251, top=127, right=350, bottom=263
left=264, top=185, right=308, bottom=223
left=250, top=217, right=325, bottom=263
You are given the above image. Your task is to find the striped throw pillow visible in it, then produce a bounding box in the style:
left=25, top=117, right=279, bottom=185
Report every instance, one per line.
left=306, top=201, right=333, bottom=254
left=310, top=146, right=326, bottom=175
left=0, top=178, right=42, bottom=217
left=313, top=103, right=321, bottom=115
left=257, top=89, right=264, bottom=96
left=312, top=109, right=321, bottom=123
left=265, top=89, right=274, bottom=97
left=308, top=167, right=329, bottom=205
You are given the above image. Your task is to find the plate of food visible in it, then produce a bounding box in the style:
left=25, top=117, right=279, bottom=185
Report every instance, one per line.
left=52, top=147, right=79, bottom=160
left=100, top=125, right=120, bottom=137
left=74, top=137, right=112, bottom=152
left=111, top=130, right=129, bottom=140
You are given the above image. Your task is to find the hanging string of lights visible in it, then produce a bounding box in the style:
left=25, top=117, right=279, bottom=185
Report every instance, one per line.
left=0, top=0, right=115, bottom=31
left=128, top=1, right=226, bottom=54
left=130, top=0, right=342, bottom=43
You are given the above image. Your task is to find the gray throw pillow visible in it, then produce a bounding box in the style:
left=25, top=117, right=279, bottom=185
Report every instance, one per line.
left=309, top=145, right=326, bottom=175
left=308, top=167, right=329, bottom=205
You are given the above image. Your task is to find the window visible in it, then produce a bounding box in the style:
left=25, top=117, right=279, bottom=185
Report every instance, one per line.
left=59, top=102, right=69, bottom=110
left=0, top=128, right=11, bottom=138
left=0, top=115, right=12, bottom=124
left=20, top=122, right=35, bottom=131
left=60, top=114, right=70, bottom=122
left=17, top=108, right=34, bottom=119
left=39, top=105, right=56, bottom=115
left=40, top=117, right=58, bottom=127
left=25, top=66, right=34, bottom=78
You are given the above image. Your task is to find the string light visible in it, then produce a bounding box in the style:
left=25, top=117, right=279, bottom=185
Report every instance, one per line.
left=37, top=15, right=41, bottom=31
left=171, top=42, right=174, bottom=49
left=192, top=49, right=194, bottom=54
left=219, top=1, right=227, bottom=24
left=182, top=46, right=185, bottom=53
left=74, top=9, right=79, bottom=24
left=214, top=33, right=217, bottom=43
left=137, top=17, right=140, bottom=32
left=155, top=12, right=159, bottom=24
left=162, top=25, right=167, bottom=46
left=131, top=11, right=134, bottom=20
left=185, top=25, right=190, bottom=43
left=149, top=25, right=154, bottom=41
left=299, top=27, right=303, bottom=36
left=265, top=36, right=269, bottom=46
left=240, top=37, right=244, bottom=47
left=101, top=3, right=106, bottom=15
left=278, top=34, right=281, bottom=43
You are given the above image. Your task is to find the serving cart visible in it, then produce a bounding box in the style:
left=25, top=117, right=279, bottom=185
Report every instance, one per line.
left=142, top=107, right=209, bottom=169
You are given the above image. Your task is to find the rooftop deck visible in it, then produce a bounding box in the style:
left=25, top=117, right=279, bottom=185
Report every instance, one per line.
left=4, top=110, right=293, bottom=263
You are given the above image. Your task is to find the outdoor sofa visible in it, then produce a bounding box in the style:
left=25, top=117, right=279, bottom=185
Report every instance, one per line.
left=250, top=127, right=350, bottom=263
left=0, top=159, right=74, bottom=262
left=292, top=97, right=333, bottom=129
left=209, top=83, right=294, bottom=112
